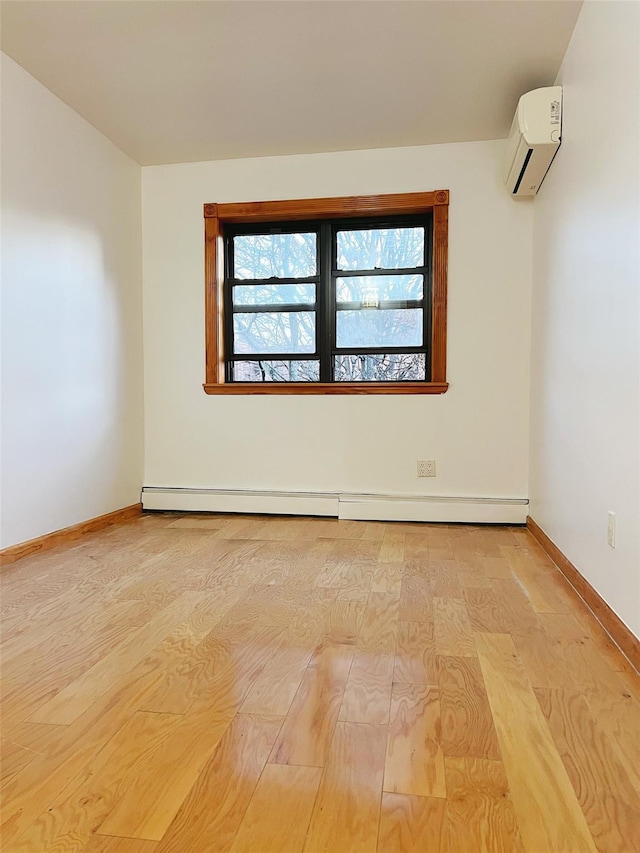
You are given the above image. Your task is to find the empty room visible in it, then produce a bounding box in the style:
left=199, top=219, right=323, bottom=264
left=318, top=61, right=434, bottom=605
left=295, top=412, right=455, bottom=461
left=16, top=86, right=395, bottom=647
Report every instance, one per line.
left=1, top=0, right=639, bottom=850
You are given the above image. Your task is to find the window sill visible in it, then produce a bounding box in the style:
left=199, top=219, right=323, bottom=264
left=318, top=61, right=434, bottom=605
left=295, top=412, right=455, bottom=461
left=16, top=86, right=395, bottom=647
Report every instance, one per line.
left=203, top=382, right=449, bottom=395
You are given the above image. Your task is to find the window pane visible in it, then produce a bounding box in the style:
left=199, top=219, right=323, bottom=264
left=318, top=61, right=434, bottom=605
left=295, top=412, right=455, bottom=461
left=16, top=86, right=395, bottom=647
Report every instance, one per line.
left=335, top=353, right=426, bottom=381
left=233, top=233, right=316, bottom=279
left=233, top=283, right=315, bottom=307
left=336, top=227, right=424, bottom=271
left=336, top=308, right=422, bottom=348
left=232, top=360, right=319, bottom=382
left=233, top=311, right=315, bottom=354
left=336, top=274, right=423, bottom=304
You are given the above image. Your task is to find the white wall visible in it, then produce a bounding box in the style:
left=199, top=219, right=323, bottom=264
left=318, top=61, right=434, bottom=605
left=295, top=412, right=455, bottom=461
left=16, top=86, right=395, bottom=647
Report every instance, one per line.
left=530, top=1, right=640, bottom=636
left=142, top=141, right=534, bottom=501
left=0, top=54, right=144, bottom=548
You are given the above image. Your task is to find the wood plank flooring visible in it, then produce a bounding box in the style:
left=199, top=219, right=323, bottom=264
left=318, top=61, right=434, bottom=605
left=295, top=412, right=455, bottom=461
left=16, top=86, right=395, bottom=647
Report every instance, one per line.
left=1, top=513, right=640, bottom=852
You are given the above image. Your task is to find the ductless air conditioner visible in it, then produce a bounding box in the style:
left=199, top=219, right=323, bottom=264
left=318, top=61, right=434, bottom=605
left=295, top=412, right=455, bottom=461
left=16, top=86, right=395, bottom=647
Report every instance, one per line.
left=503, top=86, right=562, bottom=197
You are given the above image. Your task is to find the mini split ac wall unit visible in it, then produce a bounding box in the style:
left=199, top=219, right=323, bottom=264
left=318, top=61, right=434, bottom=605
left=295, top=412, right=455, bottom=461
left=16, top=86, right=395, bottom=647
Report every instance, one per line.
left=503, top=86, right=563, bottom=197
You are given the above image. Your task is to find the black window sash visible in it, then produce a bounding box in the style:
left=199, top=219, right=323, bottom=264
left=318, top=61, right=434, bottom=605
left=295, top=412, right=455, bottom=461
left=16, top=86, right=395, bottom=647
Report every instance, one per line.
left=223, top=213, right=432, bottom=382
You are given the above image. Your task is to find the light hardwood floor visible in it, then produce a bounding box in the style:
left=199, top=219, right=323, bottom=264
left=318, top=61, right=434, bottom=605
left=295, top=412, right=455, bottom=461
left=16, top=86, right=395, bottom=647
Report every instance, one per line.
left=1, top=513, right=640, bottom=852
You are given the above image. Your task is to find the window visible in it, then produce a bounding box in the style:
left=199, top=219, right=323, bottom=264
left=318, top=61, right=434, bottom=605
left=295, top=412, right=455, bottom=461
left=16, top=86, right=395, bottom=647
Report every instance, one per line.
left=204, top=191, right=449, bottom=394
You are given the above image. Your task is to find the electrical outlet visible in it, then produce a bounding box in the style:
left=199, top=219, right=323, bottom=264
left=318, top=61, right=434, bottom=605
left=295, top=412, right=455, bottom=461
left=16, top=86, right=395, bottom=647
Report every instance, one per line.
left=607, top=511, right=616, bottom=548
left=417, top=460, right=436, bottom=477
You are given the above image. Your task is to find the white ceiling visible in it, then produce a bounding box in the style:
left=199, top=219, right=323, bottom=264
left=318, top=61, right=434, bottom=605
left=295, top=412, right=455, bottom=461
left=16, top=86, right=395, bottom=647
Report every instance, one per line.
left=1, top=0, right=582, bottom=166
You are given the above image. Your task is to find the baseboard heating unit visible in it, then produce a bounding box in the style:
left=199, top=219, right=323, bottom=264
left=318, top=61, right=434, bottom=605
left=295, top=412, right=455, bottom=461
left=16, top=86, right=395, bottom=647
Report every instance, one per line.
left=142, top=488, right=529, bottom=525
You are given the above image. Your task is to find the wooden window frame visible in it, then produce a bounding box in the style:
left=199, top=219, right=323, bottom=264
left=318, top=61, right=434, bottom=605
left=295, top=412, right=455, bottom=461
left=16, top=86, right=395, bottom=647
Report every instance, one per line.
left=203, top=190, right=449, bottom=395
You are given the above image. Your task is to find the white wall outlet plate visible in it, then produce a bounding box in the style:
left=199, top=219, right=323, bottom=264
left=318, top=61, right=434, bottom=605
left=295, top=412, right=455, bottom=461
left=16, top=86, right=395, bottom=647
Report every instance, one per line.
left=607, top=511, right=616, bottom=548
left=417, top=460, right=436, bottom=477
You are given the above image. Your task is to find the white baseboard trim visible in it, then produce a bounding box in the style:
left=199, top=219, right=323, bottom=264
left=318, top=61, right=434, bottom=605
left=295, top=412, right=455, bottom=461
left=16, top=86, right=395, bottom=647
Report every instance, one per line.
left=142, top=488, right=528, bottom=524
